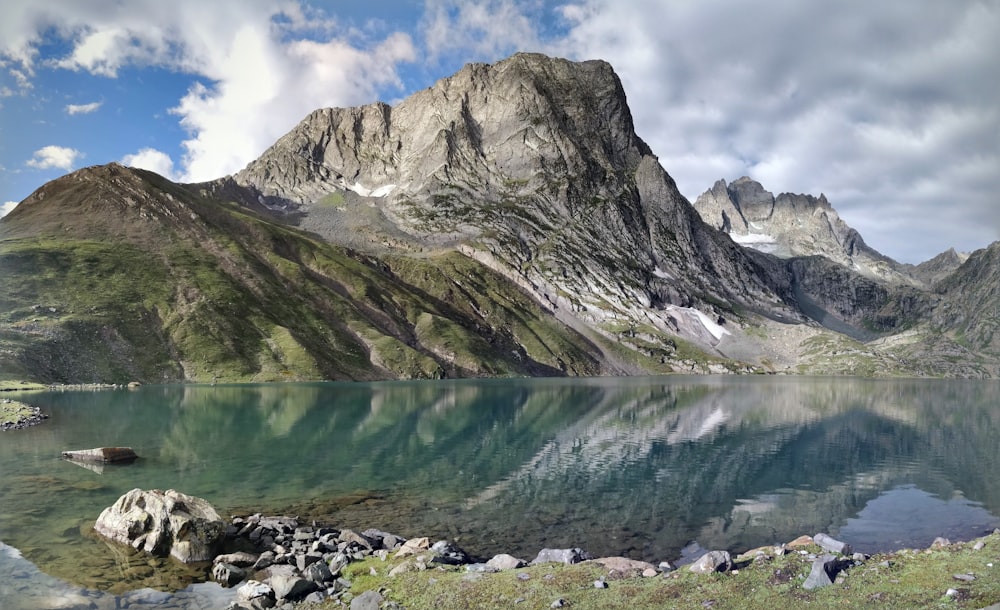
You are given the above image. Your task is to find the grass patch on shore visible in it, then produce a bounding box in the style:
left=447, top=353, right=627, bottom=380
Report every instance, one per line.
left=0, top=400, right=37, bottom=425
left=0, top=380, right=46, bottom=391
left=316, top=533, right=1000, bottom=610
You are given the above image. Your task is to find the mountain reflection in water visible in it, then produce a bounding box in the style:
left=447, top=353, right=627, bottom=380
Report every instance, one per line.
left=0, top=376, right=998, bottom=594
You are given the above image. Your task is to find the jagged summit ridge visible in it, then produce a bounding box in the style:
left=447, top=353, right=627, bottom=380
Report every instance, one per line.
left=693, top=176, right=923, bottom=285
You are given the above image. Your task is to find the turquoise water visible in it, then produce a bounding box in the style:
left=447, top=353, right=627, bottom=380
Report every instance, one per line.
left=1, top=376, right=999, bottom=597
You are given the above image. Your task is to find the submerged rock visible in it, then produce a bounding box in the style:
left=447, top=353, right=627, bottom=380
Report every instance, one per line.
left=94, top=488, right=224, bottom=563
left=61, top=447, right=138, bottom=463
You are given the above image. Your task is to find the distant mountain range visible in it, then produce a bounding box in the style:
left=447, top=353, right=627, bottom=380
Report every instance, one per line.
left=1, top=53, right=997, bottom=383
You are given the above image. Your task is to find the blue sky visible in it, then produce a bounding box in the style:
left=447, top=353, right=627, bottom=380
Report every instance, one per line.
left=2, top=0, right=998, bottom=264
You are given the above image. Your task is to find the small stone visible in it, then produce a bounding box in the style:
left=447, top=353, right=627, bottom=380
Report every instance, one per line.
left=658, top=561, right=675, bottom=573
left=517, top=572, right=531, bottom=581
left=550, top=599, right=568, bottom=608
left=465, top=563, right=498, bottom=573
left=593, top=556, right=656, bottom=577
left=642, top=568, right=658, bottom=578
left=339, top=529, right=375, bottom=550
left=237, top=580, right=274, bottom=602
left=594, top=579, right=608, bottom=589
left=803, top=555, right=840, bottom=590
left=946, top=588, right=959, bottom=597
left=212, top=562, right=247, bottom=587
left=814, top=533, right=853, bottom=556
left=786, top=535, right=814, bottom=548
left=394, top=536, right=430, bottom=558
left=303, top=591, right=327, bottom=604
left=688, top=551, right=732, bottom=574
left=973, top=541, right=986, bottom=551
left=269, top=574, right=318, bottom=602
left=350, top=590, right=383, bottom=610
left=487, top=553, right=526, bottom=571
left=327, top=552, right=350, bottom=576
left=852, top=552, right=867, bottom=562
left=303, top=560, right=333, bottom=583
left=216, top=551, right=259, bottom=567
left=952, top=573, right=976, bottom=582
left=931, top=537, right=951, bottom=548
left=531, top=548, right=593, bottom=565
left=430, top=540, right=471, bottom=565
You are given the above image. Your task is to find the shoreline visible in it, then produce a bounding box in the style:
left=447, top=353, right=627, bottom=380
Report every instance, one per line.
left=212, top=510, right=1000, bottom=609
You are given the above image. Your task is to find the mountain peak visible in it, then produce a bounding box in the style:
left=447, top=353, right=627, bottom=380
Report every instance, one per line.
left=233, top=53, right=799, bottom=351
left=692, top=176, right=917, bottom=284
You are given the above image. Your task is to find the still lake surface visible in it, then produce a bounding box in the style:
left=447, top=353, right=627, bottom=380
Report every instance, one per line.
left=1, top=375, right=999, bottom=605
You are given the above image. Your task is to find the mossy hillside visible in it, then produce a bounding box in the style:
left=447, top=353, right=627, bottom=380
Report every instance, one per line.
left=384, top=252, right=605, bottom=376
left=0, top=238, right=179, bottom=382
left=322, top=534, right=1000, bottom=610
left=1, top=172, right=622, bottom=383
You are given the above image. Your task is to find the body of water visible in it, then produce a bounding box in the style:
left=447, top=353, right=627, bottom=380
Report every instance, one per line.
left=1, top=376, right=999, bottom=607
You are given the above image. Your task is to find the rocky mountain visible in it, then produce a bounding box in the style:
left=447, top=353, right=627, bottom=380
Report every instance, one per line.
left=1, top=53, right=998, bottom=382
left=692, top=177, right=960, bottom=287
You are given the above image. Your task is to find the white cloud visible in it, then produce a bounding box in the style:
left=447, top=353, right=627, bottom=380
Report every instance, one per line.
left=65, top=100, right=102, bottom=115
left=421, top=0, right=545, bottom=61
left=121, top=147, right=178, bottom=180
left=26, top=145, right=83, bottom=171
left=550, top=0, right=1000, bottom=262
left=1, top=0, right=416, bottom=182
left=1, top=201, right=17, bottom=217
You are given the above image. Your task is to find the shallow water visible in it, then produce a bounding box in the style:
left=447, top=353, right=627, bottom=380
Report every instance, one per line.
left=1, top=376, right=999, bottom=605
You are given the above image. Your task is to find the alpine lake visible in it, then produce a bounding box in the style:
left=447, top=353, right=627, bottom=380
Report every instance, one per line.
left=1, top=375, right=999, bottom=608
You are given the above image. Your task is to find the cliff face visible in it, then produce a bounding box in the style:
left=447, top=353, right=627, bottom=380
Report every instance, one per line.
left=235, top=53, right=804, bottom=348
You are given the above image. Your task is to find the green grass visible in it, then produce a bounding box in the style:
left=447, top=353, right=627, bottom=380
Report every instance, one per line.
left=0, top=380, right=46, bottom=391
left=0, top=400, right=37, bottom=425
left=317, top=534, right=1000, bottom=610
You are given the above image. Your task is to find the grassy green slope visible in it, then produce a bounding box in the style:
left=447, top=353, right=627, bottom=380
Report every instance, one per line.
left=0, top=165, right=607, bottom=384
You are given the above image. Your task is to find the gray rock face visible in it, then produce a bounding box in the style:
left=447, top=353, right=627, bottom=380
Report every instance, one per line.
left=93, top=488, right=224, bottom=563
left=233, top=53, right=802, bottom=361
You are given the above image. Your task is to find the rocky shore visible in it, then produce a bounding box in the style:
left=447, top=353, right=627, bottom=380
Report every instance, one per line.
left=214, top=514, right=1000, bottom=610
left=0, top=398, right=48, bottom=430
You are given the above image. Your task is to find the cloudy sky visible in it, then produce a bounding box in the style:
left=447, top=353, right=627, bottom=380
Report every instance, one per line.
left=1, top=0, right=997, bottom=263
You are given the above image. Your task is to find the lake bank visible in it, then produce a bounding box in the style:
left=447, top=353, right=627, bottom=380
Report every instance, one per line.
left=208, top=509, right=1000, bottom=609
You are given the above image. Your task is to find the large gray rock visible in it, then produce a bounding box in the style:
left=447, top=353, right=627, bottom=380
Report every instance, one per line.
left=93, top=488, right=224, bottom=563
left=803, top=554, right=841, bottom=590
